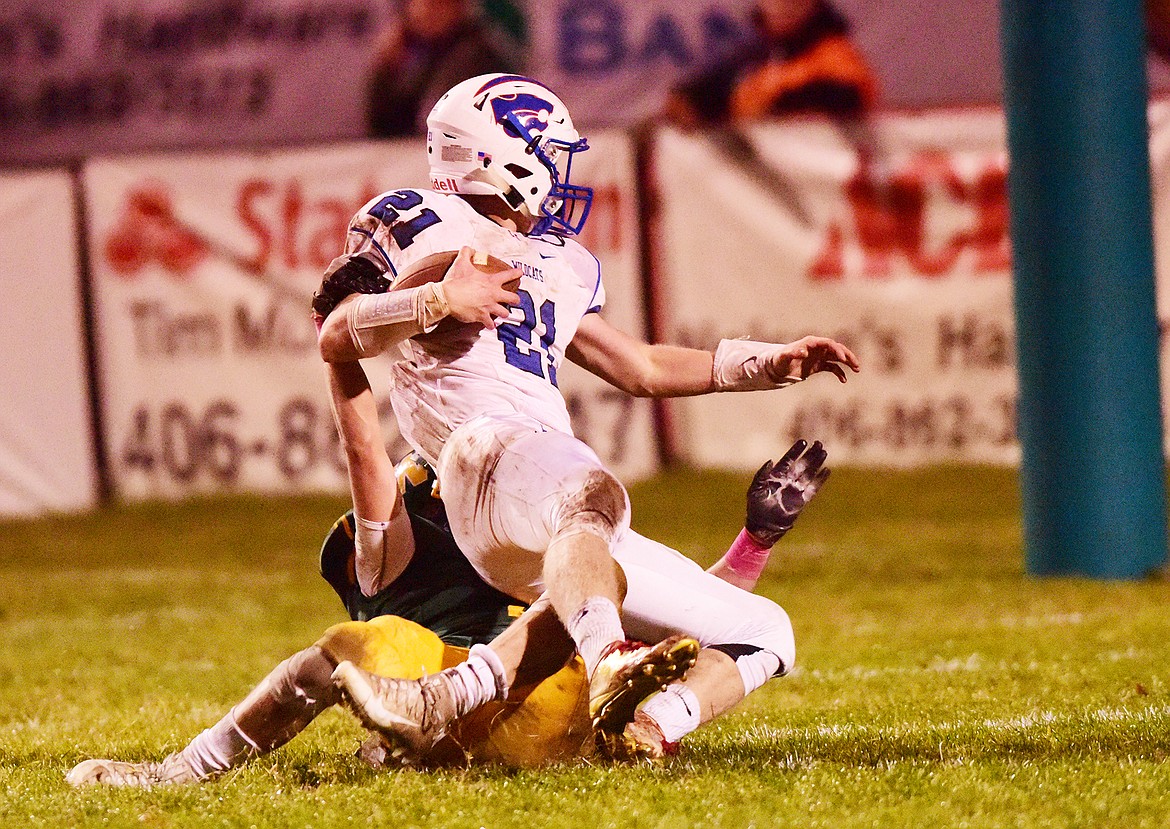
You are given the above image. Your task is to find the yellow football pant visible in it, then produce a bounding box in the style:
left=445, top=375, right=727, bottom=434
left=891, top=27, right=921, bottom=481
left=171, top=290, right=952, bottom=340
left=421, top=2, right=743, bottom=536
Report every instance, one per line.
left=316, top=615, right=593, bottom=766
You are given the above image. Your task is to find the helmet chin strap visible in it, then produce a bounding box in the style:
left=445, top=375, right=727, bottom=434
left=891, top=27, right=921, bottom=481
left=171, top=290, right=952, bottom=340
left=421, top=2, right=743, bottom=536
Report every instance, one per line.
left=459, top=193, right=536, bottom=234
left=465, top=166, right=526, bottom=211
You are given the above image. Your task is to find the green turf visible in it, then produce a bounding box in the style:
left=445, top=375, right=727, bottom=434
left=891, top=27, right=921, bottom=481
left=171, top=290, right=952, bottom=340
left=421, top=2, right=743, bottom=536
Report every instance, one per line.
left=2, top=467, right=1168, bottom=828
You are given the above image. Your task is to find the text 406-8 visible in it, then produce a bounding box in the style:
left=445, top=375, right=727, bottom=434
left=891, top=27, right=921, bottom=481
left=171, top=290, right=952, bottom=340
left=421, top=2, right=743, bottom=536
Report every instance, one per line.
left=119, top=398, right=346, bottom=486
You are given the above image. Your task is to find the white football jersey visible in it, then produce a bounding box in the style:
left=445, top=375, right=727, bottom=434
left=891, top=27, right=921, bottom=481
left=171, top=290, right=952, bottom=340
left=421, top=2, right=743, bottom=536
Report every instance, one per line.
left=342, top=189, right=606, bottom=464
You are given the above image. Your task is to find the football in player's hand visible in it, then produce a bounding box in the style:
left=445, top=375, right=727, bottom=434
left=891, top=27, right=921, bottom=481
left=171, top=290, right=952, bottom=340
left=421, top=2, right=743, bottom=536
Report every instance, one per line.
left=392, top=249, right=519, bottom=334
left=393, top=250, right=518, bottom=290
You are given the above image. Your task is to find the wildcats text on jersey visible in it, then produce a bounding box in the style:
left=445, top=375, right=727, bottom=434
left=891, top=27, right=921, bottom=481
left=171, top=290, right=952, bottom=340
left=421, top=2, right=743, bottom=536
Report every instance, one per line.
left=510, top=261, right=546, bottom=283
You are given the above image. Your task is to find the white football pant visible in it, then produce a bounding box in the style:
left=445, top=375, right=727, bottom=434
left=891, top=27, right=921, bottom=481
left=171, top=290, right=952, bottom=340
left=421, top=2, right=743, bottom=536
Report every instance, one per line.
left=437, top=412, right=795, bottom=686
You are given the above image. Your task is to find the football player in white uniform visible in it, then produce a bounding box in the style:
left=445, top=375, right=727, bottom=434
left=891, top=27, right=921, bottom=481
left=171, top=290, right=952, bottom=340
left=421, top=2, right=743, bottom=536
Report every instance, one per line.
left=318, top=73, right=859, bottom=760
left=66, top=346, right=830, bottom=784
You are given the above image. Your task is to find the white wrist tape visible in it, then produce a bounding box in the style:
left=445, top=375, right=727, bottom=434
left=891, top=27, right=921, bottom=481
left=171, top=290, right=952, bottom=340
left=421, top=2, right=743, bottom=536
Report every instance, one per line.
left=712, top=338, right=798, bottom=392
left=354, top=515, right=391, bottom=597
left=345, top=282, right=450, bottom=357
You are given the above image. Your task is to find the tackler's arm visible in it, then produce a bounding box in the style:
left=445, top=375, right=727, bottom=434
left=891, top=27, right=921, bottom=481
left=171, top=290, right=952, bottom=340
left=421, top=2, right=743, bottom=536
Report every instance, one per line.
left=706, top=439, right=830, bottom=591
left=317, top=247, right=519, bottom=362
left=326, top=360, right=417, bottom=595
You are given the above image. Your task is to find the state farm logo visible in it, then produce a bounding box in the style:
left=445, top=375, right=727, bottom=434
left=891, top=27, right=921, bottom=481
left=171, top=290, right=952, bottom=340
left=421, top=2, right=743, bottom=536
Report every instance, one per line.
left=811, top=150, right=1010, bottom=280
left=105, top=185, right=210, bottom=278
left=103, top=178, right=380, bottom=279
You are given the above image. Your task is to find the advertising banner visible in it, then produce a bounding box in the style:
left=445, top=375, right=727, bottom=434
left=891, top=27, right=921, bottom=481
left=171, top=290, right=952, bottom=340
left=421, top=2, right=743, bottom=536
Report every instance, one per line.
left=83, top=131, right=653, bottom=501
left=653, top=112, right=1018, bottom=467
left=654, top=104, right=1170, bottom=467
left=526, top=0, right=756, bottom=127
left=7, top=0, right=1168, bottom=168
left=0, top=169, right=98, bottom=516
left=0, top=0, right=389, bottom=166
left=523, top=0, right=1024, bottom=125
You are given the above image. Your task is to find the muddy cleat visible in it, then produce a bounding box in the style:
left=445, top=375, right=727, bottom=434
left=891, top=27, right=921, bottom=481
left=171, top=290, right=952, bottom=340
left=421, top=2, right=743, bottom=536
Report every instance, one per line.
left=65, top=754, right=200, bottom=788
left=332, top=661, right=456, bottom=765
left=625, top=708, right=680, bottom=759
left=355, top=732, right=401, bottom=770
left=597, top=709, right=681, bottom=763
left=588, top=635, right=699, bottom=737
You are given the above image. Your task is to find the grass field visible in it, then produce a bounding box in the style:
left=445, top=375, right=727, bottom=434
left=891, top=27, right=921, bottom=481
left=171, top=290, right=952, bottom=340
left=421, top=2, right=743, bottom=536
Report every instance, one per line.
left=1, top=466, right=1168, bottom=828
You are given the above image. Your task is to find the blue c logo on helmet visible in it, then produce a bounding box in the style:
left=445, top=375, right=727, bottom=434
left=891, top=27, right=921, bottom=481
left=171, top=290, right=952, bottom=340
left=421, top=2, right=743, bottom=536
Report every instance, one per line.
left=490, top=93, right=554, bottom=136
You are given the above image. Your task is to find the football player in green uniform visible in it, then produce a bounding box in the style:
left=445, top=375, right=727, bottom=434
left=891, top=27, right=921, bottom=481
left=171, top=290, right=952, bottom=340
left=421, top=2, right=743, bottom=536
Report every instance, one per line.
left=66, top=248, right=830, bottom=785
left=67, top=402, right=827, bottom=782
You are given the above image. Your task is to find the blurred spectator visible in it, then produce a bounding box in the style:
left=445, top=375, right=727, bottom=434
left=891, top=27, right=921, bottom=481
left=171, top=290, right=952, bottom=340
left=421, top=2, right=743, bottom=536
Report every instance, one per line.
left=366, top=0, right=518, bottom=137
left=1149, top=0, right=1170, bottom=62
left=665, top=0, right=878, bottom=127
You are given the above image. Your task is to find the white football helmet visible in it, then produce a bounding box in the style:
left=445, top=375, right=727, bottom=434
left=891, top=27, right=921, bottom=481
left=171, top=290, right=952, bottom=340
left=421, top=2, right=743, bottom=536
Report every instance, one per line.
left=426, top=73, right=593, bottom=236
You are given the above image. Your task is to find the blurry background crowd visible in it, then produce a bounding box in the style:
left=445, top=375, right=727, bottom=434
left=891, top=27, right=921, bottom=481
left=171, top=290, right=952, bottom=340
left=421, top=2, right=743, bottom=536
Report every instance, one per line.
left=15, top=0, right=1170, bottom=165
left=6, top=0, right=1170, bottom=517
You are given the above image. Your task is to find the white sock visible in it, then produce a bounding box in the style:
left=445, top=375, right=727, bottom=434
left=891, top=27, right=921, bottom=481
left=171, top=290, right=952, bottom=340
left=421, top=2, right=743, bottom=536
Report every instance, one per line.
left=440, top=648, right=506, bottom=717
left=469, top=643, right=511, bottom=699
left=639, top=684, right=702, bottom=743
left=566, top=596, right=625, bottom=675
left=178, top=712, right=257, bottom=778
left=735, top=650, right=783, bottom=695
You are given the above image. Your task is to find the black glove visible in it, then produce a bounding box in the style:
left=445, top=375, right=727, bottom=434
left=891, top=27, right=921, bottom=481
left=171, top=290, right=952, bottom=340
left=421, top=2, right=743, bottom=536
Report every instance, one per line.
left=745, top=439, right=830, bottom=546
left=311, top=253, right=392, bottom=319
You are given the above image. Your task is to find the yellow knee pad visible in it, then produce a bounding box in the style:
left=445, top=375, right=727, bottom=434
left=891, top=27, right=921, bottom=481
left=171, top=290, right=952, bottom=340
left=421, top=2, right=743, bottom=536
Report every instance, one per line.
left=455, top=657, right=593, bottom=767
left=315, top=616, right=467, bottom=679
left=316, top=616, right=594, bottom=767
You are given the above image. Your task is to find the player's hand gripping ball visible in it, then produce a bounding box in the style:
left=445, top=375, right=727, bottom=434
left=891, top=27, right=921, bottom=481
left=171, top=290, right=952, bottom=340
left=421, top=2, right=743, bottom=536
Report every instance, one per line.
left=393, top=248, right=521, bottom=333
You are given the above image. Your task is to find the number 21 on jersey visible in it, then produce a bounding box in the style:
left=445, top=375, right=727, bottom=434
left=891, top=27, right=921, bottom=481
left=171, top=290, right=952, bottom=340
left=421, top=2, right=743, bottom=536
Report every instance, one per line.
left=368, top=190, right=441, bottom=249
left=497, top=289, right=557, bottom=386
left=370, top=190, right=559, bottom=386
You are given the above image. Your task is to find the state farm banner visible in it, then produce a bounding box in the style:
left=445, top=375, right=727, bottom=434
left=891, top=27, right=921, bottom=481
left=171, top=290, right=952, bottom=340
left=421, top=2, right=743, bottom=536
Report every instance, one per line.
left=84, top=131, right=651, bottom=501
left=0, top=169, right=98, bottom=516
left=653, top=113, right=1018, bottom=467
